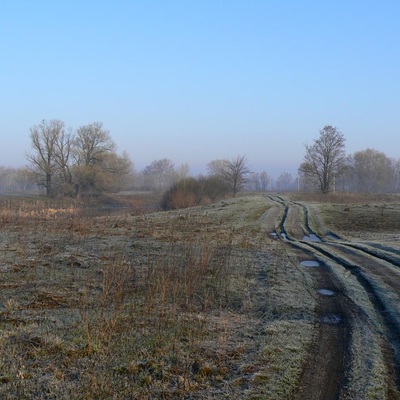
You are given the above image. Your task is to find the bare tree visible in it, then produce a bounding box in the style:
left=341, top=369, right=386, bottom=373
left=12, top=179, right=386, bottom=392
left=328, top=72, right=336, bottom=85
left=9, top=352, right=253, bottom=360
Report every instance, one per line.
left=259, top=171, right=270, bottom=191
left=248, top=172, right=261, bottom=191
left=73, top=122, right=116, bottom=194
left=74, top=122, right=115, bottom=167
left=208, top=155, right=251, bottom=197
left=26, top=119, right=65, bottom=196
left=299, top=125, right=346, bottom=194
left=0, top=167, right=35, bottom=191
left=276, top=172, right=293, bottom=191
left=175, top=163, right=190, bottom=181
left=350, top=148, right=394, bottom=193
left=207, top=159, right=227, bottom=176
left=95, top=151, right=133, bottom=192
left=53, top=128, right=75, bottom=194
left=26, top=120, right=134, bottom=196
left=143, top=158, right=175, bottom=192
left=393, top=159, right=400, bottom=193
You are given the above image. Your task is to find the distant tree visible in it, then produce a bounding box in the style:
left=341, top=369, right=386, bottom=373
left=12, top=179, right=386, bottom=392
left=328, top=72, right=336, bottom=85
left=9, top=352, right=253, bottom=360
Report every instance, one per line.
left=26, top=119, right=65, bottom=196
left=1, top=167, right=18, bottom=191
left=299, top=125, right=346, bottom=194
left=53, top=127, right=75, bottom=195
left=207, top=159, right=227, bottom=176
left=350, top=148, right=394, bottom=193
left=0, top=167, right=14, bottom=191
left=74, top=122, right=115, bottom=167
left=176, top=163, right=190, bottom=180
left=335, top=158, right=353, bottom=191
left=393, top=159, right=400, bottom=193
left=26, top=120, right=134, bottom=196
left=259, top=171, right=270, bottom=191
left=247, top=172, right=260, bottom=191
left=14, top=167, right=36, bottom=191
left=143, top=158, right=175, bottom=192
left=207, top=155, right=251, bottom=197
left=73, top=122, right=116, bottom=195
left=245, top=171, right=270, bottom=192
left=94, top=151, right=133, bottom=192
left=276, top=172, right=293, bottom=191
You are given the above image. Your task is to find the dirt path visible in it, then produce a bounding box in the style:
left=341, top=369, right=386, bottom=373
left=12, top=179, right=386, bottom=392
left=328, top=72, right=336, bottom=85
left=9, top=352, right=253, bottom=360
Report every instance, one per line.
left=267, top=195, right=400, bottom=399
left=295, top=260, right=348, bottom=400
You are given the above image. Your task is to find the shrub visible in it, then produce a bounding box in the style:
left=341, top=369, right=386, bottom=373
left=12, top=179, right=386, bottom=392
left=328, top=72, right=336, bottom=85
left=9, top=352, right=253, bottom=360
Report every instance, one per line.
left=161, top=177, right=230, bottom=210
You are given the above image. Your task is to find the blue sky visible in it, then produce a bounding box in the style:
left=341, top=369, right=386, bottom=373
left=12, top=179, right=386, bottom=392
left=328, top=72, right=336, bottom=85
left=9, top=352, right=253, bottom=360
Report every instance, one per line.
left=1, top=1, right=399, bottom=178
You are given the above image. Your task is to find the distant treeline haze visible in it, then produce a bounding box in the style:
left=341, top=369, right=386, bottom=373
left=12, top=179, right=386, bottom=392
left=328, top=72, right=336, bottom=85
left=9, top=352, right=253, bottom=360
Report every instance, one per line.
left=0, top=121, right=399, bottom=198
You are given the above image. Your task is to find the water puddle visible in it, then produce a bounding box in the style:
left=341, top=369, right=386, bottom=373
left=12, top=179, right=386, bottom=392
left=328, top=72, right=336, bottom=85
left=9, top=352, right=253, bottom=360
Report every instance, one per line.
left=300, top=260, right=320, bottom=267
left=321, top=314, right=342, bottom=325
left=302, top=234, right=321, bottom=242
left=270, top=232, right=278, bottom=238
left=281, top=233, right=288, bottom=241
left=318, top=289, right=335, bottom=296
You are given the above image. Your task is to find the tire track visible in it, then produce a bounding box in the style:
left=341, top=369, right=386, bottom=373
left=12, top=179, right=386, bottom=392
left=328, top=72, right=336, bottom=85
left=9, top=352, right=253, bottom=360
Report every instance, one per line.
left=266, top=195, right=350, bottom=398
left=298, top=199, right=400, bottom=391
left=265, top=195, right=400, bottom=397
left=294, top=251, right=349, bottom=400
left=302, top=240, right=400, bottom=388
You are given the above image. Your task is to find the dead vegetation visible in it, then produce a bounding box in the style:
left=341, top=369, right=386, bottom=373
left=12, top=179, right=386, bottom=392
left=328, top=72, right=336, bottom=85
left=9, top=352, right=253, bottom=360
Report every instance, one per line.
left=1, top=192, right=399, bottom=399
left=0, top=194, right=318, bottom=399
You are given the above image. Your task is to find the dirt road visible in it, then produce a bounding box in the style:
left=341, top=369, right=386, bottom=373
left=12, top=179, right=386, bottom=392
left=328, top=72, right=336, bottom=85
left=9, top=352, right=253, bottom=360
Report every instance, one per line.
left=266, top=195, right=400, bottom=399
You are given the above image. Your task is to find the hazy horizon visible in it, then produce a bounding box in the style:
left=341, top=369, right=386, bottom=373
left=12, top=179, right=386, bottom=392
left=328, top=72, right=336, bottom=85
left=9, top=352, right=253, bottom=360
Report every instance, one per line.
left=1, top=1, right=399, bottom=179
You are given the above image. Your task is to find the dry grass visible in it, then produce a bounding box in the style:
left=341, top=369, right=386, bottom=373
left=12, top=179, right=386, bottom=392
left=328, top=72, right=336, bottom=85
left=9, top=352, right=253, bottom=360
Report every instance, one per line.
left=0, top=194, right=320, bottom=399
left=2, top=193, right=397, bottom=398
left=289, top=192, right=400, bottom=244
left=290, top=191, right=400, bottom=205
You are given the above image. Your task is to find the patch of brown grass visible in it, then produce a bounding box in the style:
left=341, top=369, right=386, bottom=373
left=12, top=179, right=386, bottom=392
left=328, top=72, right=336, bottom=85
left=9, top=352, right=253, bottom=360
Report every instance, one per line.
left=2, top=195, right=306, bottom=399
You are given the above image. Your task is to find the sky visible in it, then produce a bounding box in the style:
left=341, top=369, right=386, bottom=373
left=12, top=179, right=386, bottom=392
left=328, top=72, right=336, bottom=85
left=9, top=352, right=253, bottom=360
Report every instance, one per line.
left=1, top=1, right=399, bottom=178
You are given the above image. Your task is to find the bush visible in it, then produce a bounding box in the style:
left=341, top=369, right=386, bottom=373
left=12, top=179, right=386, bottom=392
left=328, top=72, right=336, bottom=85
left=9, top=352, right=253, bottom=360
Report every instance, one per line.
left=161, top=177, right=230, bottom=210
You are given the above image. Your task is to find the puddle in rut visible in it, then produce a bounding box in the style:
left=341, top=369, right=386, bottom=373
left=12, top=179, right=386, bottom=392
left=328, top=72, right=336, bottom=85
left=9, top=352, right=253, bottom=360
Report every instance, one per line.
left=280, top=233, right=288, bottom=241
left=302, top=234, right=321, bottom=242
left=270, top=232, right=278, bottom=238
left=300, top=260, right=320, bottom=267
left=321, top=314, right=342, bottom=325
left=318, top=289, right=335, bottom=296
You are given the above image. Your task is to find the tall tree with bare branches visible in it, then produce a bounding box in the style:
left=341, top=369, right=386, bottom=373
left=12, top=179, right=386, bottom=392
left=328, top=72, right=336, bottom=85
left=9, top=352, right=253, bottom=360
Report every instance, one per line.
left=53, top=128, right=75, bottom=194
left=73, top=122, right=116, bottom=194
left=143, top=158, right=175, bottom=192
left=26, top=119, right=65, bottom=196
left=73, top=122, right=115, bottom=167
left=351, top=148, right=394, bottom=193
left=208, top=155, right=251, bottom=197
left=299, top=125, right=346, bottom=194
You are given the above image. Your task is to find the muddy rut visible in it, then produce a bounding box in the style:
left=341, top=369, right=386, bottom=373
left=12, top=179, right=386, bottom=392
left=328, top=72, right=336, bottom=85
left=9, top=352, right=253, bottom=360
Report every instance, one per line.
left=267, top=195, right=400, bottom=399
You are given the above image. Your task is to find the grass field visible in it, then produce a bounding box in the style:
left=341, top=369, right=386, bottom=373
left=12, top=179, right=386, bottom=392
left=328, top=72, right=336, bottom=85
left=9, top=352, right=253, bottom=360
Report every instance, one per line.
left=0, top=192, right=399, bottom=399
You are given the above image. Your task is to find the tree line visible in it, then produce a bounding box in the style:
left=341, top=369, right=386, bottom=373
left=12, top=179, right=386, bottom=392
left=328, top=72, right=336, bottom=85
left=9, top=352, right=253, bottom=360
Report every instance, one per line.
left=1, top=120, right=398, bottom=199
left=25, top=120, right=132, bottom=197
left=298, top=125, right=400, bottom=194
left=21, top=119, right=259, bottom=199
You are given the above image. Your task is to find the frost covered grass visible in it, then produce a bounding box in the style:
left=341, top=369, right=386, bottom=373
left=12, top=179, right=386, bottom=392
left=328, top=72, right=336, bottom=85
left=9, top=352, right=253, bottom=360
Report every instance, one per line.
left=4, top=193, right=396, bottom=398
left=0, top=194, right=319, bottom=398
